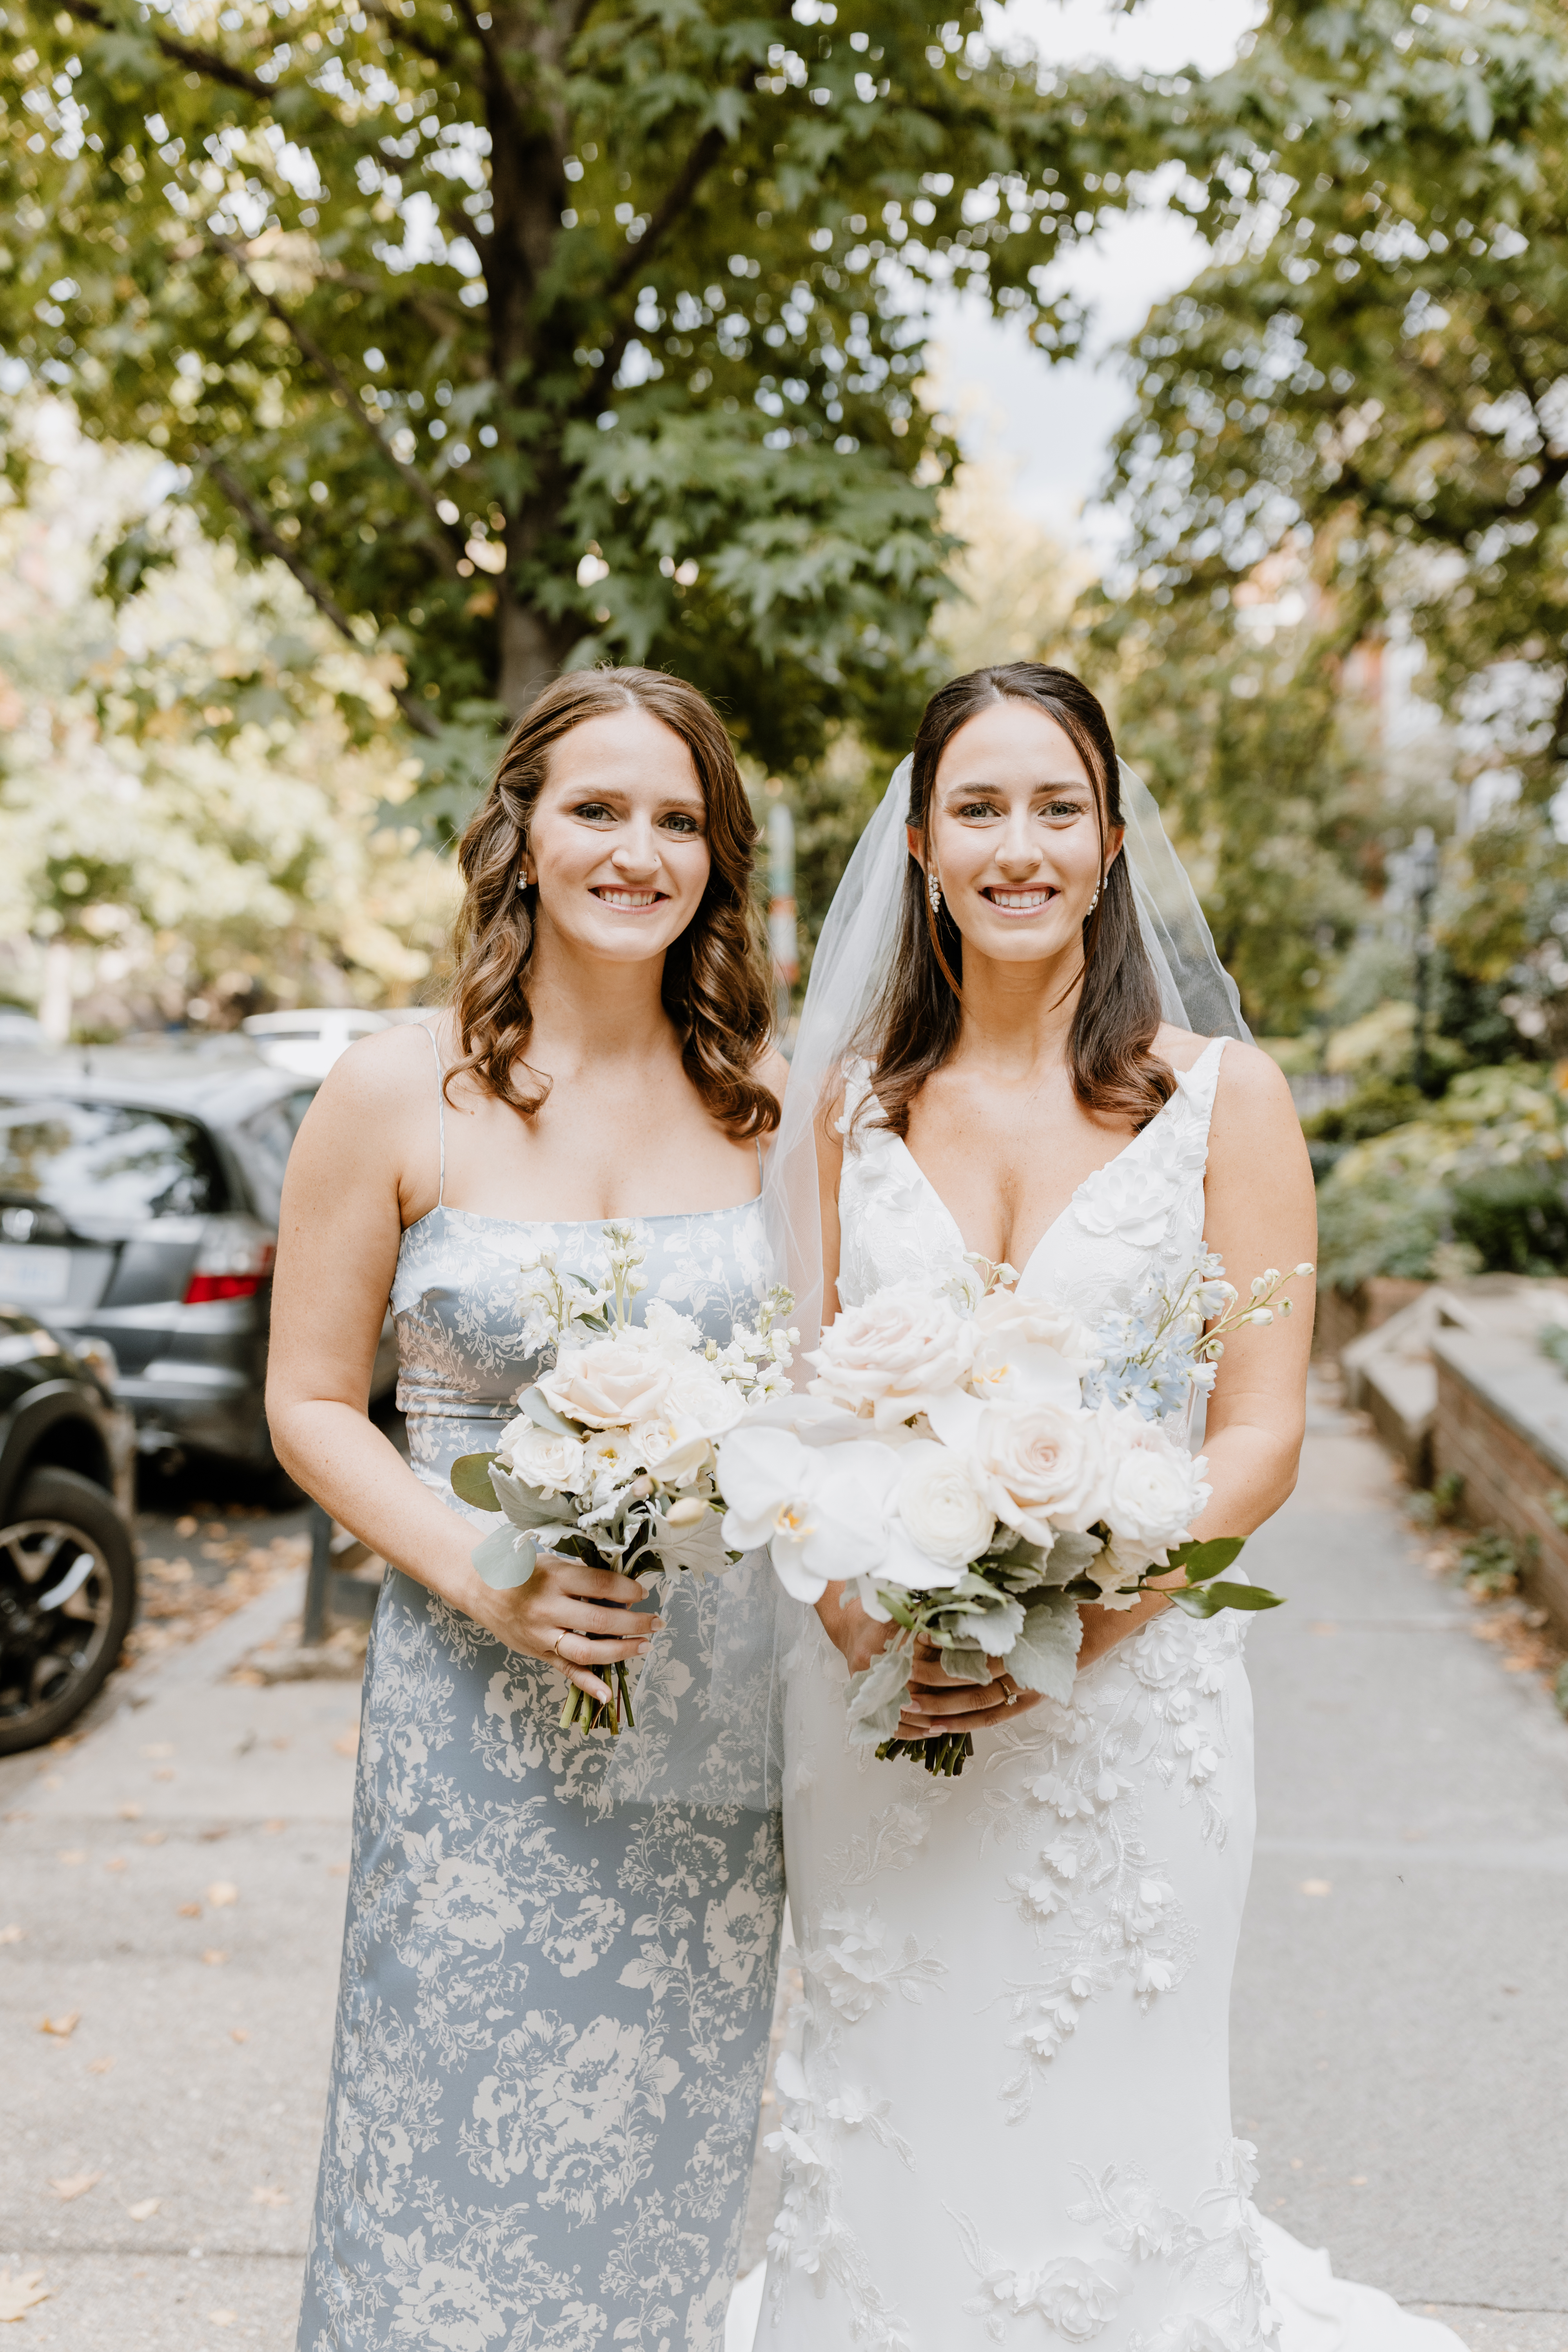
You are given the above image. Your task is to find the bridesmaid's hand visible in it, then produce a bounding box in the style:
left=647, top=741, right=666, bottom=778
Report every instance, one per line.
left=462, top=1547, right=661, bottom=1707
left=814, top=1582, right=899, bottom=1677
left=895, top=1633, right=1044, bottom=1740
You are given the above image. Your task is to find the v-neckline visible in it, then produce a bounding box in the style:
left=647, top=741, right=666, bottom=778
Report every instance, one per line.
left=886, top=1037, right=1224, bottom=1283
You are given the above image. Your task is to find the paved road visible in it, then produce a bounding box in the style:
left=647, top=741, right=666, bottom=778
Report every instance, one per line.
left=2, top=1392, right=1564, bottom=2350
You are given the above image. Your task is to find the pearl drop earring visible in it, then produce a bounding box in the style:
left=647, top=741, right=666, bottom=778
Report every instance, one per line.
left=928, top=869, right=942, bottom=915
left=1087, top=878, right=1101, bottom=913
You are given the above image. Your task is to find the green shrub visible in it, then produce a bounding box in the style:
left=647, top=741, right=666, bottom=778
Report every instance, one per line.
left=1314, top=1064, right=1568, bottom=1287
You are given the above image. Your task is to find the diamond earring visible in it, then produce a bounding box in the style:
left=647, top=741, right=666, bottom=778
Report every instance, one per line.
left=928, top=869, right=942, bottom=915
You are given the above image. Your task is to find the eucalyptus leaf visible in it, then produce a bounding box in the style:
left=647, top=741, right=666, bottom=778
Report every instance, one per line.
left=470, top=1526, right=537, bottom=1590
left=1168, top=1535, right=1247, bottom=1585
left=517, top=1386, right=579, bottom=1440
left=1006, top=1594, right=1084, bottom=1703
left=1036, top=1529, right=1104, bottom=1587
left=846, top=1632, right=915, bottom=1746
left=450, top=1452, right=504, bottom=1512
left=937, top=1644, right=993, bottom=1686
left=488, top=1461, right=580, bottom=1532
left=1168, top=1580, right=1285, bottom=1618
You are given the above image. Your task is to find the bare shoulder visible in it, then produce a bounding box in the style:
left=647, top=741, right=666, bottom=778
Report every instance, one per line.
left=753, top=1043, right=791, bottom=1105
left=1153, top=1022, right=1210, bottom=1074
left=1210, top=1038, right=1297, bottom=1123
left=301, top=1020, right=441, bottom=1133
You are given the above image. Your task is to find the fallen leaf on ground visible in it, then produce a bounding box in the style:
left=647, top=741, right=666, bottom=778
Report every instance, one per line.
left=152, top=1769, right=175, bottom=1782
left=38, top=2012, right=80, bottom=2038
left=176, top=1902, right=201, bottom=1919
left=262, top=1819, right=285, bottom=1835
left=1299, top=1880, right=1332, bottom=1897
left=0, top=2268, right=49, bottom=2322
left=49, top=2171, right=103, bottom=2201
left=230, top=1668, right=265, bottom=1687
left=126, top=2198, right=160, bottom=2221
left=86, top=2057, right=115, bottom=2076
left=332, top=1727, right=359, bottom=1758
left=328, top=1862, right=348, bottom=1877
left=39, top=1773, right=62, bottom=1791
left=104, top=1858, right=126, bottom=1874
left=117, top=1803, right=143, bottom=1822
left=0, top=1925, right=24, bottom=1945
left=174, top=1515, right=198, bottom=1537
left=140, top=1831, right=166, bottom=1847
left=230, top=2027, right=250, bottom=2044
left=207, top=1881, right=238, bottom=1907
left=58, top=1850, right=86, bottom=1866
left=141, top=1743, right=174, bottom=1759
left=202, top=1948, right=229, bottom=1966
left=251, top=2185, right=288, bottom=2207
left=208, top=2312, right=237, bottom=2328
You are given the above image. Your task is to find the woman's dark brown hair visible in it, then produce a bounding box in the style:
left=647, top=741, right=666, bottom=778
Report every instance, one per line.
left=857, top=662, right=1174, bottom=1136
left=448, top=668, right=780, bottom=1138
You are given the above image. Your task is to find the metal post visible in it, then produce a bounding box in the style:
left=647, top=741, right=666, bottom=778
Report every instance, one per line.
left=303, top=1499, right=332, bottom=1648
left=766, top=790, right=798, bottom=1035
left=1408, top=826, right=1439, bottom=1095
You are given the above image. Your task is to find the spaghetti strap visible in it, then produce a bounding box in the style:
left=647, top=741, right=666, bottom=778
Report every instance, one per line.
left=423, top=1021, right=446, bottom=1209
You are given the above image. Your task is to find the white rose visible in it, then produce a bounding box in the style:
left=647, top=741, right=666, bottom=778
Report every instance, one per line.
left=892, top=1439, right=995, bottom=1572
left=807, top=1283, right=976, bottom=1430
left=969, top=1287, right=1100, bottom=1408
left=540, top=1331, right=673, bottom=1428
left=976, top=1399, right=1107, bottom=1535
left=1101, top=1416, right=1209, bottom=1552
left=662, top=1356, right=748, bottom=1440
left=497, top=1414, right=587, bottom=1495
left=632, top=1415, right=716, bottom=1487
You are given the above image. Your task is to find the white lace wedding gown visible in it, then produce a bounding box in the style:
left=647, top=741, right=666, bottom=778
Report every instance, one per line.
left=754, top=1041, right=1464, bottom=2352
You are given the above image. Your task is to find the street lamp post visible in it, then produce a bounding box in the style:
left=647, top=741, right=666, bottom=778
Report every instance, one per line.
left=1408, top=825, right=1440, bottom=1095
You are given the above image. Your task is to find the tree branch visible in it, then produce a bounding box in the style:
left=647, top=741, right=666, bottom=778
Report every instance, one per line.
left=363, top=0, right=456, bottom=71
left=605, top=110, right=733, bottom=300
left=61, top=0, right=271, bottom=99
left=197, top=453, right=441, bottom=737
left=209, top=233, right=469, bottom=574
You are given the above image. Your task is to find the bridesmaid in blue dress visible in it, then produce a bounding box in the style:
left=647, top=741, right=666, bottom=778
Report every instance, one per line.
left=267, top=668, right=789, bottom=2352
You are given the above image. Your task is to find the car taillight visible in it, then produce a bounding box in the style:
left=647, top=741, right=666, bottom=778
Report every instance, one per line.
left=182, top=1218, right=276, bottom=1306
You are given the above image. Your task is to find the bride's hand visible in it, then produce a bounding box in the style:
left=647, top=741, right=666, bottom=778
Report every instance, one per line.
left=814, top=1583, right=900, bottom=1677
left=460, top=1548, right=660, bottom=1707
left=896, top=1633, right=1044, bottom=1739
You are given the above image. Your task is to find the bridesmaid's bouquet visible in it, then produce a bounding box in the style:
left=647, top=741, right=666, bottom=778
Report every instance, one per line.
left=452, top=1220, right=795, bottom=1736
left=717, top=1254, right=1312, bottom=1777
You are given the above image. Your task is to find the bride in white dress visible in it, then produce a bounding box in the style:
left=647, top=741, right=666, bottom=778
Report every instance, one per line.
left=751, top=666, right=1464, bottom=2352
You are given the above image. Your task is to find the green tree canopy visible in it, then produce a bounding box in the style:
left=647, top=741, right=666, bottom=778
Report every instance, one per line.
left=2, top=0, right=1145, bottom=793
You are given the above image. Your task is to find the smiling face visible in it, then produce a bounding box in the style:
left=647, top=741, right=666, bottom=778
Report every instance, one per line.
left=913, top=695, right=1123, bottom=969
left=526, top=705, right=713, bottom=966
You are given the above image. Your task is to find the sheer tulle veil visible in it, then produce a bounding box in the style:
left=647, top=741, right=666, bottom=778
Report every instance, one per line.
left=761, top=757, right=1250, bottom=1356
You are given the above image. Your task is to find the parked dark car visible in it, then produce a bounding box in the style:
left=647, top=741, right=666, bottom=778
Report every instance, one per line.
left=0, top=1308, right=137, bottom=1753
left=0, top=1040, right=396, bottom=1476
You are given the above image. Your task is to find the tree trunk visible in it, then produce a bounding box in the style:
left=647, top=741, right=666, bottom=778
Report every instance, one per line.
left=497, top=594, right=583, bottom=719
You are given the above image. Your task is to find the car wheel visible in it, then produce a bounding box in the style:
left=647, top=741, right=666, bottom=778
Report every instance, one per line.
left=0, top=1468, right=137, bottom=1756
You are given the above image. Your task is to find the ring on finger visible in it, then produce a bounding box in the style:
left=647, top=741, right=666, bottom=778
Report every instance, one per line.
left=552, top=1632, right=569, bottom=1661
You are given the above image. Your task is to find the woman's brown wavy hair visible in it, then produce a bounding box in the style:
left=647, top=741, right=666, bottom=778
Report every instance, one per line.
left=448, top=668, right=780, bottom=1138
left=857, top=663, right=1175, bottom=1137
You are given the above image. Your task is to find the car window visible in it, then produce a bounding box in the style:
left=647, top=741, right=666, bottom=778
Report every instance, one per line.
left=235, top=1099, right=304, bottom=1224
left=0, top=1097, right=226, bottom=1233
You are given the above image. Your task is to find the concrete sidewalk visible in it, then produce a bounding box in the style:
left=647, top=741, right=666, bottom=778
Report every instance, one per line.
left=1233, top=1386, right=1568, bottom=2348
left=2, top=1388, right=1565, bottom=2349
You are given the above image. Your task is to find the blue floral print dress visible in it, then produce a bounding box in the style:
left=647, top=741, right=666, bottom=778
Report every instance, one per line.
left=298, top=1117, right=786, bottom=2352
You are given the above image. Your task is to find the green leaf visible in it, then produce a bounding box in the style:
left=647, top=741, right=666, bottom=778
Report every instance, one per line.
left=1168, top=1536, right=1247, bottom=1585
left=1005, top=1594, right=1083, bottom=1702
left=470, top=1526, right=537, bottom=1590
left=846, top=1630, right=916, bottom=1746
left=935, top=1644, right=993, bottom=1686
left=518, top=1386, right=578, bottom=1439
left=451, top=1452, right=504, bottom=1511
left=1168, top=1581, right=1285, bottom=1618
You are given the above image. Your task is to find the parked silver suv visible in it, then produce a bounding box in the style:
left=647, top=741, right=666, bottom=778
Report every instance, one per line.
left=0, top=1039, right=393, bottom=1473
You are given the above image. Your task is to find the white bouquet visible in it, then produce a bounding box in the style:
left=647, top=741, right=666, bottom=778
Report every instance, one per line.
left=717, top=1254, right=1312, bottom=1776
left=453, top=1220, right=795, bottom=1736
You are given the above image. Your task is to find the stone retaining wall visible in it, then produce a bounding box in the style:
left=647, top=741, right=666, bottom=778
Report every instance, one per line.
left=1433, top=1339, right=1568, bottom=1641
